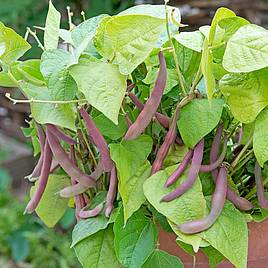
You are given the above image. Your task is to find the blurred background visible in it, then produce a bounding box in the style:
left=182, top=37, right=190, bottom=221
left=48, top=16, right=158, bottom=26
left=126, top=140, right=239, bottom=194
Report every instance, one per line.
left=0, top=0, right=266, bottom=267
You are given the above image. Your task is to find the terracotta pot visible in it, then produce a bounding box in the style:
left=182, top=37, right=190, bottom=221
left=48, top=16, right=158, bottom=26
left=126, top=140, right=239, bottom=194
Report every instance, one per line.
left=159, top=219, right=268, bottom=268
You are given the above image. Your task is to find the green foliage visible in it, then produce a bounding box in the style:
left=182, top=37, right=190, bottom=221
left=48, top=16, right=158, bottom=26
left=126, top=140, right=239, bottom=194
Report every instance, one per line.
left=30, top=174, right=71, bottom=227
left=114, top=208, right=158, bottom=268
left=142, top=249, right=184, bottom=268
left=2, top=3, right=267, bottom=268
left=178, top=99, right=224, bottom=148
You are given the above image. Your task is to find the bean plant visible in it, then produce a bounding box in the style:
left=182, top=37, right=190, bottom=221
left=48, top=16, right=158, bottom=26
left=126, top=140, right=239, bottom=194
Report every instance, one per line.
left=2, top=1, right=268, bottom=267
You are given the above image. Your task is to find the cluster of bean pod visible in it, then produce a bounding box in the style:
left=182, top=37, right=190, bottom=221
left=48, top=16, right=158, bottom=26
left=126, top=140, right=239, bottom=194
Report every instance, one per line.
left=25, top=108, right=117, bottom=220
left=26, top=51, right=266, bottom=234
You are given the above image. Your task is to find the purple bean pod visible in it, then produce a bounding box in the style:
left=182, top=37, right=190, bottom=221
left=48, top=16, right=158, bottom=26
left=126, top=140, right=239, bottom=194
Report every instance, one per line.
left=60, top=162, right=104, bottom=198
left=179, top=165, right=227, bottom=234
left=24, top=134, right=53, bottom=214
left=46, top=128, right=96, bottom=188
left=80, top=108, right=113, bottom=172
left=151, top=109, right=180, bottom=175
left=127, top=91, right=184, bottom=145
left=126, top=83, right=135, bottom=92
left=210, top=124, right=253, bottom=211
left=254, top=162, right=268, bottom=210
left=78, top=203, right=104, bottom=219
left=69, top=145, right=84, bottom=221
left=162, top=139, right=204, bottom=202
left=46, top=124, right=77, bottom=145
left=26, top=123, right=46, bottom=181
left=127, top=91, right=170, bottom=129
left=105, top=165, right=118, bottom=217
left=164, top=150, right=193, bottom=188
left=124, top=51, right=167, bottom=140
left=199, top=134, right=227, bottom=172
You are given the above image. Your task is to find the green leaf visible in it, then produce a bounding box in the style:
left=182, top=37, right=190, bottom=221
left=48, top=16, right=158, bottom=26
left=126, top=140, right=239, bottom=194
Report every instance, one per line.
left=253, top=107, right=268, bottom=167
left=30, top=174, right=70, bottom=227
left=114, top=208, right=158, bottom=268
left=142, top=249, right=183, bottom=268
left=69, top=58, right=126, bottom=124
left=119, top=4, right=180, bottom=21
left=110, top=135, right=153, bottom=182
left=0, top=22, right=30, bottom=64
left=163, top=145, right=189, bottom=167
left=143, top=165, right=206, bottom=226
left=198, top=201, right=248, bottom=268
left=110, top=136, right=153, bottom=223
left=74, top=225, right=120, bottom=268
left=209, top=7, right=236, bottom=45
left=178, top=99, right=224, bottom=148
left=17, top=59, right=45, bottom=86
left=223, top=24, right=268, bottom=72
left=218, top=16, right=249, bottom=42
left=164, top=40, right=201, bottom=90
left=20, top=81, right=76, bottom=130
left=199, top=25, right=210, bottom=39
left=0, top=67, right=21, bottom=87
left=44, top=1, right=61, bottom=50
left=103, top=15, right=165, bottom=75
left=174, top=31, right=204, bottom=52
left=59, top=29, right=74, bottom=45
left=143, top=68, right=178, bottom=94
left=40, top=49, right=74, bottom=80
left=219, top=69, right=268, bottom=123
left=241, top=123, right=255, bottom=145
left=93, top=113, right=128, bottom=140
left=122, top=161, right=151, bottom=224
left=71, top=14, right=107, bottom=57
left=201, top=246, right=225, bottom=268
left=71, top=215, right=109, bottom=247
left=201, top=38, right=215, bottom=99
left=170, top=220, right=203, bottom=253
left=48, top=69, right=77, bottom=101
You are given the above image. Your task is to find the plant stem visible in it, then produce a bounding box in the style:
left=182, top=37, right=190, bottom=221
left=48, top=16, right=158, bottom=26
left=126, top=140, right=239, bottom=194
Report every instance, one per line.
left=164, top=2, right=186, bottom=96
left=231, top=137, right=253, bottom=168
left=6, top=93, right=87, bottom=105
left=26, top=27, right=44, bottom=51
left=189, top=65, right=202, bottom=96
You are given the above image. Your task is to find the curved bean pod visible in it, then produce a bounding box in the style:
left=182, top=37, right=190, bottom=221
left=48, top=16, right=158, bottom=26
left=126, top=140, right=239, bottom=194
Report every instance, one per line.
left=105, top=165, right=118, bottom=217
left=78, top=203, right=104, bottom=219
left=164, top=150, right=193, bottom=188
left=24, top=135, right=52, bottom=214
left=60, top=162, right=104, bottom=198
left=162, top=139, right=204, bottom=202
left=46, top=128, right=96, bottom=188
left=127, top=91, right=170, bottom=129
left=210, top=124, right=253, bottom=210
left=26, top=123, right=46, bottom=181
left=179, top=165, right=227, bottom=234
left=254, top=162, right=268, bottom=210
left=200, top=134, right=227, bottom=172
left=46, top=124, right=76, bottom=145
left=80, top=108, right=113, bottom=172
left=151, top=109, right=180, bottom=175
left=127, top=91, right=183, bottom=145
left=124, top=51, right=167, bottom=140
